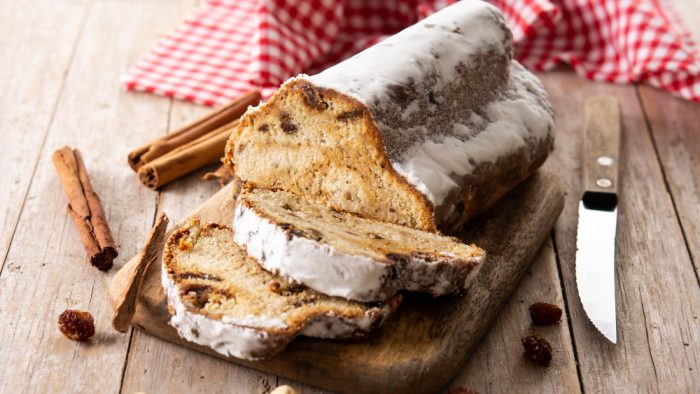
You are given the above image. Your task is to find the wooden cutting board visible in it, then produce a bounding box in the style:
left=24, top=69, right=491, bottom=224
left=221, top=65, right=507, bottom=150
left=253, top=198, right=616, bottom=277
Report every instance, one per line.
left=109, top=170, right=564, bottom=394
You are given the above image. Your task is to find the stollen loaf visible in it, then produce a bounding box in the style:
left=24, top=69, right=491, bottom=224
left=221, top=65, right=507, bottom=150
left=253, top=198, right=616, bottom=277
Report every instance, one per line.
left=224, top=0, right=554, bottom=233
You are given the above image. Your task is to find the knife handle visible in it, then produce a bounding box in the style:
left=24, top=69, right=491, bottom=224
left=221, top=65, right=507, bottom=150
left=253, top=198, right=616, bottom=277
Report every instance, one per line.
left=582, top=95, right=621, bottom=209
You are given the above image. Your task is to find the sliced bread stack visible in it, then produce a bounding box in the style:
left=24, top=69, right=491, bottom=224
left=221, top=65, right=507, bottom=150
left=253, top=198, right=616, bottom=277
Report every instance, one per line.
left=162, top=192, right=485, bottom=359
left=162, top=218, right=401, bottom=360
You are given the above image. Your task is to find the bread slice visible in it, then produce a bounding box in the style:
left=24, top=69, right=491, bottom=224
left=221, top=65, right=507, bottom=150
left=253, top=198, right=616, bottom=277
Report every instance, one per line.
left=232, top=189, right=485, bottom=302
left=162, top=218, right=399, bottom=360
left=224, top=1, right=554, bottom=233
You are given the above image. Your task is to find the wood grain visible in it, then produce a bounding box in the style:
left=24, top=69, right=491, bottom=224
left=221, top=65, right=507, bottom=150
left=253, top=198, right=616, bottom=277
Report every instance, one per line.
left=541, top=71, right=700, bottom=393
left=0, top=0, right=194, bottom=392
left=114, top=169, right=563, bottom=394
left=448, top=238, right=581, bottom=394
left=637, top=86, right=700, bottom=278
left=0, top=0, right=89, bottom=267
left=581, top=96, right=621, bottom=196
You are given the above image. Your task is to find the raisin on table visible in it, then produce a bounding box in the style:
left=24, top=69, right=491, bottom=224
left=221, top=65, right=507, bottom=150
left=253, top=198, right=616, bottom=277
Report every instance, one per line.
left=58, top=309, right=95, bottom=341
left=521, top=333, right=553, bottom=366
left=528, top=302, right=563, bottom=325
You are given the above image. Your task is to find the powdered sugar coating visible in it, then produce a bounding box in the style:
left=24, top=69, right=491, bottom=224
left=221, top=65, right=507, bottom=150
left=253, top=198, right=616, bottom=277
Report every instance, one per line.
left=303, top=1, right=553, bottom=207
left=232, top=198, right=389, bottom=301
left=392, top=62, right=554, bottom=205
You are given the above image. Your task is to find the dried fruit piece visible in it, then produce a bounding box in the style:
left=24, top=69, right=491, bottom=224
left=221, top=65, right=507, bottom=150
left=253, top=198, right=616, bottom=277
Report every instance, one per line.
left=289, top=228, right=323, bottom=242
left=521, top=333, right=553, bottom=366
left=528, top=302, right=562, bottom=325
left=183, top=284, right=213, bottom=308
left=336, top=108, right=363, bottom=122
left=300, top=85, right=328, bottom=111
left=268, top=280, right=281, bottom=293
left=177, top=272, right=222, bottom=281
left=280, top=112, right=298, bottom=134
left=58, top=309, right=95, bottom=341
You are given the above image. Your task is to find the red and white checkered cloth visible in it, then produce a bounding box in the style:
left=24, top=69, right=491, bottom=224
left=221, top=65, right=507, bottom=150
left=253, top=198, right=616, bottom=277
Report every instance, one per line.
left=122, top=0, right=700, bottom=106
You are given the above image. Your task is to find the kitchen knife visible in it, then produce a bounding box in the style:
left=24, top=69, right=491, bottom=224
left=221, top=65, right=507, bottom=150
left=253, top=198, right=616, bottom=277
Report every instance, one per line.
left=575, top=95, right=621, bottom=344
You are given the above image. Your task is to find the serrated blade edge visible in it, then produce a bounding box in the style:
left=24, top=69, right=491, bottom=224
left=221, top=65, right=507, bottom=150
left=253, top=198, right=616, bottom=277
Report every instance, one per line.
left=575, top=201, right=617, bottom=343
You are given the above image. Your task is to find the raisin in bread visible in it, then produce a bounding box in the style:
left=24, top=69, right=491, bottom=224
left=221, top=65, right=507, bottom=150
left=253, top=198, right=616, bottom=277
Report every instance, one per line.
left=162, top=218, right=399, bottom=360
left=232, top=189, right=485, bottom=302
left=224, top=1, right=554, bottom=233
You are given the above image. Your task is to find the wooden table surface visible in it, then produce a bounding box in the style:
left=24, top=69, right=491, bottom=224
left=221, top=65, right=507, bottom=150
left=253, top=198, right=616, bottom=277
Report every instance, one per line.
left=1, top=1, right=698, bottom=393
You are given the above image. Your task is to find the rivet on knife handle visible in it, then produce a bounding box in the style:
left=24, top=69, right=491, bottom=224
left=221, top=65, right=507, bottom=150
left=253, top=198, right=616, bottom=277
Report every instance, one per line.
left=582, top=95, right=621, bottom=208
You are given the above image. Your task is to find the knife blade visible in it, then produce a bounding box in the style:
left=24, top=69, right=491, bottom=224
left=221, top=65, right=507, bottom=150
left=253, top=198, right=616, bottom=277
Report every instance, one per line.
left=575, top=95, right=621, bottom=344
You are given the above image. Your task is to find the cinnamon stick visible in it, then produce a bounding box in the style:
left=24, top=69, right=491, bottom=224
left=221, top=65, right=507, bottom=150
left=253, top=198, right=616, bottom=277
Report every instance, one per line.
left=202, top=164, right=234, bottom=188
left=138, top=121, right=237, bottom=189
left=127, top=90, right=261, bottom=170
left=52, top=147, right=118, bottom=271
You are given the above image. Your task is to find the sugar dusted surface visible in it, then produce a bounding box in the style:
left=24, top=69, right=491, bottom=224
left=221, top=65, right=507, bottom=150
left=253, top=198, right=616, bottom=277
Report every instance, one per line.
left=232, top=200, right=388, bottom=301
left=306, top=1, right=509, bottom=139
left=303, top=1, right=554, bottom=207
left=392, top=62, right=555, bottom=205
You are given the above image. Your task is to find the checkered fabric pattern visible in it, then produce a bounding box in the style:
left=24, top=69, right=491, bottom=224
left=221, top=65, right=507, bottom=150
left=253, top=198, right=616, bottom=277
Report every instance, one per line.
left=122, top=0, right=700, bottom=106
